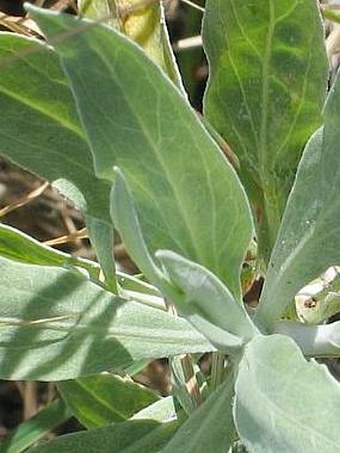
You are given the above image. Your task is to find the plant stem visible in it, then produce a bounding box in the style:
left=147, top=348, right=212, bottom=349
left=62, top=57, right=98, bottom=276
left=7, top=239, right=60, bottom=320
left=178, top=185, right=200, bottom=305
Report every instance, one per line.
left=210, top=352, right=225, bottom=391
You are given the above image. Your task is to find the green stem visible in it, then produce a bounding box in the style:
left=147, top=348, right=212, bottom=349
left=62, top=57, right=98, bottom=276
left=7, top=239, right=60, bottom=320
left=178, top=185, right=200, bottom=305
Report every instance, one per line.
left=210, top=352, right=225, bottom=391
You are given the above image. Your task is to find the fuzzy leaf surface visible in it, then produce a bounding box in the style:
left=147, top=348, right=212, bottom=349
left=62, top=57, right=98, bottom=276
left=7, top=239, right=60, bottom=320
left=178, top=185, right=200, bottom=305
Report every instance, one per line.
left=0, top=33, right=111, bottom=221
left=29, top=419, right=178, bottom=453
left=235, top=335, right=340, bottom=452
left=0, top=223, right=97, bottom=276
left=163, top=369, right=235, bottom=453
left=30, top=7, right=253, bottom=299
left=0, top=257, right=214, bottom=380
left=156, top=250, right=257, bottom=346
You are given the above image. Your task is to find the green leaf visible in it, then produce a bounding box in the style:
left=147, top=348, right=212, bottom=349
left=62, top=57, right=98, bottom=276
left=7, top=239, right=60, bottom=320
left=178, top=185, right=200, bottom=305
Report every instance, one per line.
left=203, top=0, right=328, bottom=260
left=29, top=7, right=253, bottom=299
left=256, top=74, right=340, bottom=330
left=0, top=399, right=71, bottom=453
left=58, top=373, right=158, bottom=429
left=132, top=396, right=176, bottom=423
left=0, top=33, right=111, bottom=222
left=156, top=250, right=257, bottom=348
left=169, top=355, right=201, bottom=415
left=0, top=257, right=215, bottom=380
left=0, top=223, right=98, bottom=278
left=274, top=320, right=340, bottom=358
left=111, top=168, right=166, bottom=288
left=29, top=419, right=178, bottom=453
left=85, top=216, right=117, bottom=292
left=234, top=335, right=340, bottom=452
left=163, top=369, right=236, bottom=453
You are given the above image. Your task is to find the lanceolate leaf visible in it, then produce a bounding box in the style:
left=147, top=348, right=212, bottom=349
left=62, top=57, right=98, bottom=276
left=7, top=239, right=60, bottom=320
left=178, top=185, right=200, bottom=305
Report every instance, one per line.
left=1, top=399, right=71, bottom=453
left=156, top=250, right=257, bottom=342
left=110, top=168, right=167, bottom=289
left=0, top=33, right=111, bottom=222
left=203, top=0, right=328, bottom=260
left=29, top=7, right=253, bottom=299
left=256, top=74, right=340, bottom=330
left=163, top=369, right=236, bottom=453
left=29, top=419, right=178, bottom=453
left=234, top=335, right=340, bottom=452
left=58, top=374, right=158, bottom=429
left=0, top=223, right=98, bottom=277
left=85, top=216, right=117, bottom=292
left=0, top=257, right=215, bottom=380
left=111, top=171, right=246, bottom=350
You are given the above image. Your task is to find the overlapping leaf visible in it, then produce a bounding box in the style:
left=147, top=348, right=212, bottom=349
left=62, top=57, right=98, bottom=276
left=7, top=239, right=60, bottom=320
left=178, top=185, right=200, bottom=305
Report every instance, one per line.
left=29, top=419, right=178, bottom=453
left=58, top=373, right=158, bottom=428
left=0, top=33, right=111, bottom=222
left=29, top=7, right=253, bottom=299
left=0, top=257, right=215, bottom=380
left=78, top=0, right=182, bottom=87
left=256, top=73, right=340, bottom=329
left=203, top=0, right=328, bottom=260
left=0, top=399, right=71, bottom=453
left=0, top=223, right=98, bottom=276
left=85, top=216, right=116, bottom=291
left=111, top=172, right=250, bottom=352
left=156, top=250, right=257, bottom=351
left=163, top=369, right=236, bottom=453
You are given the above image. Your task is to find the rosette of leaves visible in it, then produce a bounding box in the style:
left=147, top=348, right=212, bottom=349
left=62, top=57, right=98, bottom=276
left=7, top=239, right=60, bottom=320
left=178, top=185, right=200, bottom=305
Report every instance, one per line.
left=0, top=1, right=340, bottom=452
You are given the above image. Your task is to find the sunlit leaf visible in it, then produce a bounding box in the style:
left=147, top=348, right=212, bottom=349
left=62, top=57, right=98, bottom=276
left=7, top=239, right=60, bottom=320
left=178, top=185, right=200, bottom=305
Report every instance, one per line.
left=0, top=257, right=215, bottom=380
left=0, top=223, right=98, bottom=277
left=156, top=250, right=257, bottom=350
left=29, top=6, right=253, bottom=300
left=235, top=335, right=340, bottom=452
left=85, top=216, right=117, bottom=292
left=0, top=33, right=111, bottom=222
left=163, top=368, right=236, bottom=453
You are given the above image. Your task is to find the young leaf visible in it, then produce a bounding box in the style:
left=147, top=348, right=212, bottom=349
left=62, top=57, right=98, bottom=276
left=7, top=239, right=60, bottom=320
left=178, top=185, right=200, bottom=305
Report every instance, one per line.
left=162, top=369, right=236, bottom=453
left=203, top=0, right=328, bottom=260
left=85, top=216, right=117, bottom=292
left=0, top=399, right=71, bottom=453
left=29, top=6, right=253, bottom=299
left=58, top=373, right=158, bottom=429
left=29, top=419, right=178, bottom=453
left=256, top=73, right=340, bottom=330
left=0, top=33, right=111, bottom=222
left=110, top=167, right=166, bottom=289
left=274, top=320, right=340, bottom=358
left=234, top=335, right=340, bottom=452
left=0, top=257, right=215, bottom=380
left=156, top=250, right=257, bottom=341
